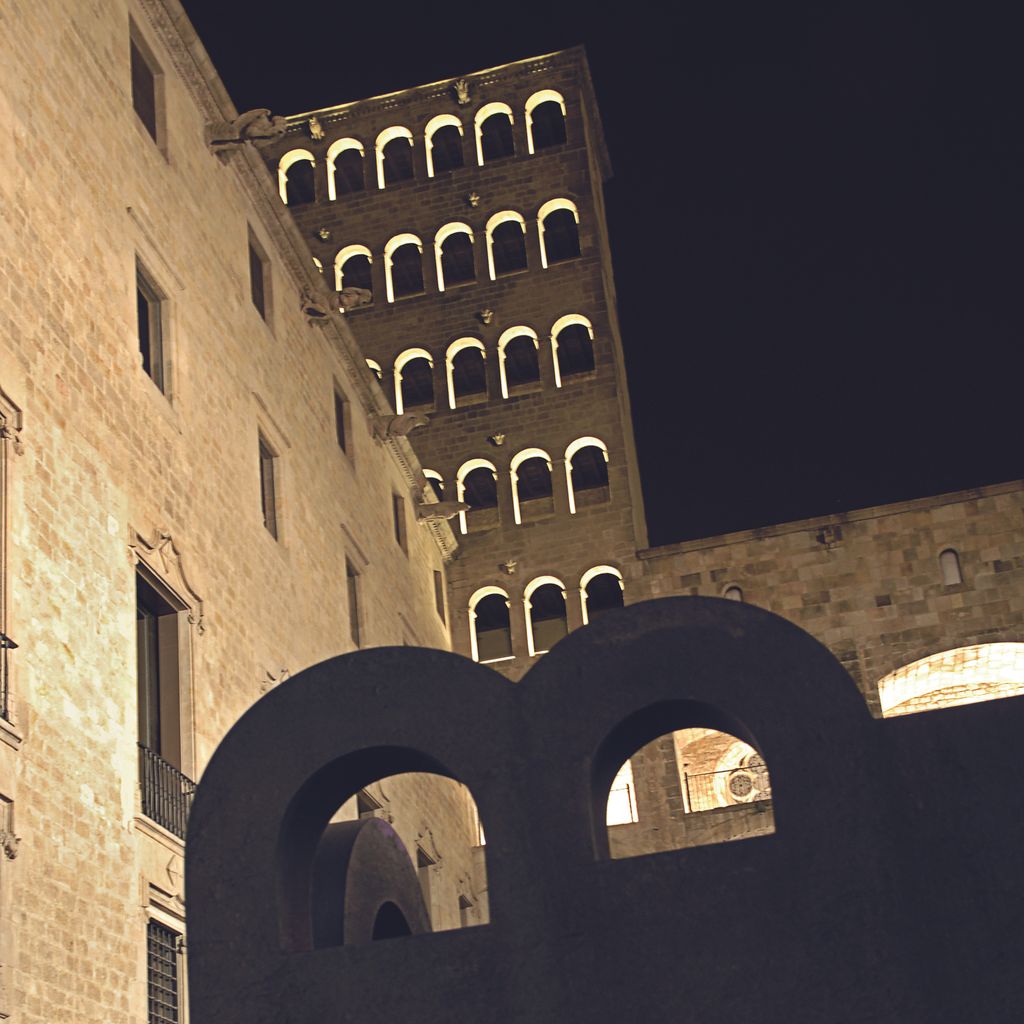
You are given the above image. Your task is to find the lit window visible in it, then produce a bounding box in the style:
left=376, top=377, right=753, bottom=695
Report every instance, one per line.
left=510, top=448, right=554, bottom=524
left=524, top=577, right=567, bottom=655
left=327, top=138, right=365, bottom=198
left=525, top=90, right=567, bottom=153
left=393, top=349, right=435, bottom=414
left=425, top=114, right=465, bottom=176
left=384, top=234, right=424, bottom=302
left=277, top=149, right=316, bottom=205
left=551, top=315, right=595, bottom=385
left=445, top=339, right=487, bottom=409
left=486, top=212, right=528, bottom=278
left=498, top=329, right=540, bottom=397
left=469, top=587, right=513, bottom=663
left=136, top=261, right=166, bottom=393
left=565, top=437, right=609, bottom=514
left=475, top=103, right=515, bottom=163
left=434, top=223, right=475, bottom=290
left=456, top=459, right=499, bottom=534
left=538, top=198, right=581, bottom=267
left=581, top=566, right=624, bottom=624
left=335, top=244, right=373, bottom=299
left=376, top=126, right=415, bottom=188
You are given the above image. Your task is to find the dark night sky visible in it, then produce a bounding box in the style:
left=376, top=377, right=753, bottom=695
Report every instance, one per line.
left=181, top=1, right=1021, bottom=547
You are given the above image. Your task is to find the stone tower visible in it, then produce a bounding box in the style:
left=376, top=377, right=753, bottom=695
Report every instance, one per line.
left=262, top=48, right=647, bottom=678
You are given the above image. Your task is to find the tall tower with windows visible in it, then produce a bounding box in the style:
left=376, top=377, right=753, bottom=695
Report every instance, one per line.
left=264, top=48, right=647, bottom=678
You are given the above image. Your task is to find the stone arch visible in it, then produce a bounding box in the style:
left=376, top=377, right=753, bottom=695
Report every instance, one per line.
left=550, top=314, right=595, bottom=386
left=525, top=89, right=567, bottom=153
left=564, top=436, right=609, bottom=514
left=468, top=585, right=513, bottom=663
left=485, top=211, right=528, bottom=279
left=510, top=447, right=553, bottom=525
left=334, top=244, right=373, bottom=293
left=445, top=338, right=487, bottom=409
left=425, top=114, right=464, bottom=176
left=393, top=347, right=434, bottom=414
left=277, top=148, right=316, bottom=205
left=375, top=125, right=415, bottom=188
left=326, top=137, right=365, bottom=199
left=538, top=198, right=581, bottom=268
left=524, top=575, right=568, bottom=656
left=497, top=326, right=540, bottom=398
left=384, top=233, right=424, bottom=302
left=474, top=101, right=515, bottom=164
left=433, top=222, right=475, bottom=292
left=579, top=565, right=624, bottom=625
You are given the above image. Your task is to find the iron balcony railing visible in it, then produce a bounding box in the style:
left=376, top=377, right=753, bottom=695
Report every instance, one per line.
left=683, top=760, right=772, bottom=814
left=139, top=744, right=196, bottom=839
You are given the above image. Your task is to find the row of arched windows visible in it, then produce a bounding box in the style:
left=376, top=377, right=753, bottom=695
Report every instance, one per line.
left=369, top=315, right=596, bottom=413
left=334, top=201, right=582, bottom=304
left=278, top=90, right=568, bottom=205
left=469, top=567, right=625, bottom=663
left=424, top=437, right=610, bottom=535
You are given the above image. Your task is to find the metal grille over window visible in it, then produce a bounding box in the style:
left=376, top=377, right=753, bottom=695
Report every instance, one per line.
left=147, top=920, right=180, bottom=1024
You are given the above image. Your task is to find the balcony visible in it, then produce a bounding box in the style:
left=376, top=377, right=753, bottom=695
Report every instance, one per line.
left=139, top=744, right=196, bottom=840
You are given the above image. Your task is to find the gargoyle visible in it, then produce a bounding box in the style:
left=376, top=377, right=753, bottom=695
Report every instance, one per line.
left=207, top=109, right=288, bottom=162
left=338, top=287, right=373, bottom=311
left=372, top=413, right=430, bottom=441
left=415, top=501, right=470, bottom=523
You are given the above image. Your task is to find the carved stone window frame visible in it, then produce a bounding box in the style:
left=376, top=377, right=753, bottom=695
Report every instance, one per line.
left=0, top=386, right=23, bottom=734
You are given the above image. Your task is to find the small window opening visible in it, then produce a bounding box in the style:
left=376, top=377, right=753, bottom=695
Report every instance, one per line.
left=431, top=124, right=464, bottom=174
left=345, top=559, right=361, bottom=646
left=451, top=347, right=487, bottom=406
left=382, top=137, right=414, bottom=185
left=584, top=572, right=624, bottom=622
left=517, top=457, right=552, bottom=502
left=530, top=100, right=567, bottom=150
left=130, top=36, right=158, bottom=142
left=939, top=548, right=963, bottom=587
left=399, top=357, right=434, bottom=411
left=542, top=208, right=581, bottom=264
left=555, top=323, right=595, bottom=379
left=462, top=467, right=498, bottom=510
left=249, top=239, right=268, bottom=320
left=334, top=148, right=364, bottom=194
left=136, top=263, right=165, bottom=393
left=392, top=494, right=407, bottom=552
left=504, top=335, right=540, bottom=390
left=440, top=233, right=475, bottom=287
left=527, top=583, right=567, bottom=655
left=390, top=244, right=424, bottom=299
left=491, top=221, right=528, bottom=276
left=605, top=724, right=775, bottom=860
left=433, top=570, right=446, bottom=623
left=472, top=593, right=512, bottom=662
left=480, top=112, right=515, bottom=161
left=258, top=434, right=278, bottom=539
left=570, top=446, right=608, bottom=492
left=333, top=390, right=348, bottom=453
left=723, top=585, right=743, bottom=601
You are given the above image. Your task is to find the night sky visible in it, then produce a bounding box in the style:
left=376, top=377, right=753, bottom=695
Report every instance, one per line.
left=181, top=1, right=1021, bottom=547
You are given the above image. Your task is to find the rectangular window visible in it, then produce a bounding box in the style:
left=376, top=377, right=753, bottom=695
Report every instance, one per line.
left=130, top=35, right=158, bottom=141
left=258, top=434, right=278, bottom=539
left=346, top=559, right=361, bottom=646
left=334, top=388, right=348, bottom=453
left=137, top=571, right=194, bottom=838
left=433, top=569, right=446, bottom=623
left=249, top=237, right=268, bottom=320
left=0, top=795, right=13, bottom=1017
left=147, top=919, right=181, bottom=1024
left=136, top=262, right=165, bottom=392
left=0, top=390, right=19, bottom=723
left=392, top=494, right=407, bottom=551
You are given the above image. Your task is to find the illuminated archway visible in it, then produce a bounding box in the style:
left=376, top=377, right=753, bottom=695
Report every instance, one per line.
left=277, top=148, right=316, bottom=205
left=326, top=138, right=365, bottom=199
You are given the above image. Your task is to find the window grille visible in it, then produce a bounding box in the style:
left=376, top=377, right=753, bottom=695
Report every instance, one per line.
left=147, top=920, right=180, bottom=1024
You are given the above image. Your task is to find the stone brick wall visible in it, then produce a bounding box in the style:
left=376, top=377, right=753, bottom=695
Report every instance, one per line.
left=261, top=50, right=647, bottom=680
left=0, top=1, right=480, bottom=1020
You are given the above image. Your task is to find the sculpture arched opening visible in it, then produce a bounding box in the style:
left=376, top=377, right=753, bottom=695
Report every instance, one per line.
left=279, top=756, right=488, bottom=951
left=594, top=702, right=775, bottom=860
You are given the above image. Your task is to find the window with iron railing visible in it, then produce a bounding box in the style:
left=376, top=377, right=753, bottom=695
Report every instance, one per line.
left=147, top=919, right=181, bottom=1024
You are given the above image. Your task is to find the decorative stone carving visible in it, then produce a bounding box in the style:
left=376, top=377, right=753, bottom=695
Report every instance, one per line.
left=372, top=413, right=430, bottom=442
left=499, top=559, right=518, bottom=575
left=338, top=287, right=373, bottom=312
left=206, top=109, right=288, bottom=162
left=477, top=309, right=494, bottom=325
left=307, top=116, right=325, bottom=141
left=260, top=667, right=291, bottom=694
left=317, top=227, right=332, bottom=241
left=487, top=433, right=506, bottom=447
left=452, top=79, right=471, bottom=105
left=0, top=422, right=24, bottom=456
left=466, top=191, right=481, bottom=208
left=415, top=501, right=470, bottom=524
left=300, top=288, right=333, bottom=325
left=1, top=829, right=20, bottom=860
left=128, top=528, right=205, bottom=634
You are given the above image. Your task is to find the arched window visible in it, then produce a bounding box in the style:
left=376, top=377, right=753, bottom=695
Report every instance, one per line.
left=475, top=102, right=515, bottom=164
left=524, top=576, right=567, bottom=656
left=456, top=459, right=499, bottom=535
left=510, top=448, right=553, bottom=524
left=551, top=314, right=595, bottom=385
left=445, top=339, right=487, bottom=409
left=422, top=469, right=444, bottom=500
left=434, top=223, right=475, bottom=291
left=723, top=585, right=744, bottom=602
left=365, top=358, right=383, bottom=382
left=878, top=643, right=1024, bottom=718
left=525, top=90, right=567, bottom=153
left=278, top=149, right=316, bottom=206
left=538, top=198, right=581, bottom=267
left=498, top=327, right=540, bottom=398
left=334, top=244, right=373, bottom=297
left=469, top=586, right=513, bottom=663
left=580, top=566, right=624, bottom=625
left=393, top=348, right=434, bottom=414
left=375, top=126, right=415, bottom=189
left=384, top=234, right=424, bottom=301
left=939, top=548, right=963, bottom=586
left=486, top=212, right=528, bottom=279
left=326, top=138, right=365, bottom=199
left=565, top=436, right=609, bottom=514
left=425, top=114, right=465, bottom=176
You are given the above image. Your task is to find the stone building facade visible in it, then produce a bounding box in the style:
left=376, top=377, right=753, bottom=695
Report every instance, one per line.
left=1, top=1, right=1023, bottom=1022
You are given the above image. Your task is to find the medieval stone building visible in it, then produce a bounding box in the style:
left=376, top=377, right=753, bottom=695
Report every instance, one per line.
left=0, top=0, right=1021, bottom=1021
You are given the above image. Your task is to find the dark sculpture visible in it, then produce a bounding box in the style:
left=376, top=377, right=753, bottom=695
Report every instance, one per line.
left=186, top=597, right=1024, bottom=1023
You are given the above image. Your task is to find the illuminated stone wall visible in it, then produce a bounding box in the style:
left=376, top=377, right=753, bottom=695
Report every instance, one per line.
left=0, top=2, right=480, bottom=1020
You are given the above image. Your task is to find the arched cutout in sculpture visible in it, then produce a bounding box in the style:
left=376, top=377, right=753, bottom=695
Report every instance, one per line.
left=595, top=703, right=774, bottom=860
left=877, top=643, right=1024, bottom=718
